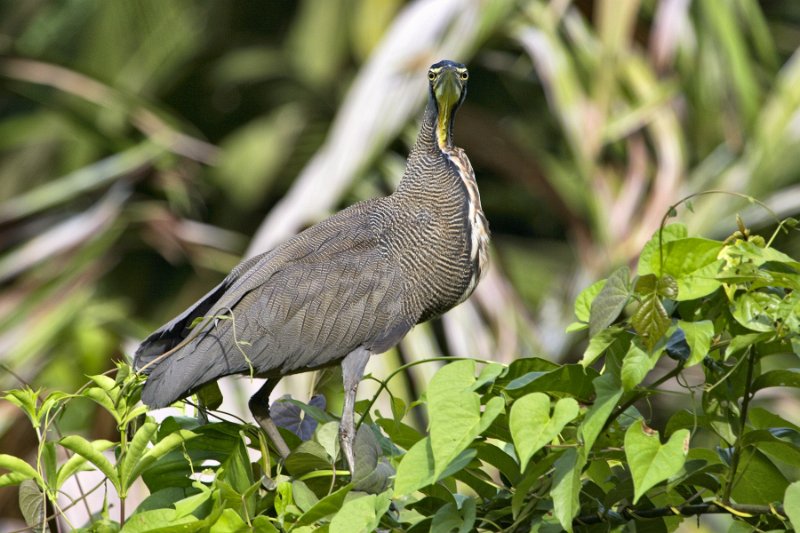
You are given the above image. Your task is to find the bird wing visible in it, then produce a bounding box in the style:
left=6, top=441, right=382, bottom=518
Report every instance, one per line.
left=133, top=253, right=264, bottom=372
left=136, top=200, right=412, bottom=407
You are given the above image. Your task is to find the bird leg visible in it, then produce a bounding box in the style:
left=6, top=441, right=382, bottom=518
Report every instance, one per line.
left=249, top=379, right=291, bottom=459
left=340, top=347, right=370, bottom=475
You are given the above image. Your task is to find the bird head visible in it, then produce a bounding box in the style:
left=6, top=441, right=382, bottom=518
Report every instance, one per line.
left=428, top=60, right=468, bottom=149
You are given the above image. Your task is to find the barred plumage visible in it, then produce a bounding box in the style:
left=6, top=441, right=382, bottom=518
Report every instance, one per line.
left=134, top=60, right=488, bottom=472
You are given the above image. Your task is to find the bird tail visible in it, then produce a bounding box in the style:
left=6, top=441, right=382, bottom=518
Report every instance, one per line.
left=136, top=314, right=254, bottom=408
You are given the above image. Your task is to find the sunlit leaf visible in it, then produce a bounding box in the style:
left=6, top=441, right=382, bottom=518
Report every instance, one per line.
left=732, top=291, right=781, bottom=332
left=624, top=420, right=690, bottom=503
left=510, top=393, right=579, bottom=471
left=393, top=437, right=434, bottom=496
left=785, top=481, right=800, bottom=529
left=620, top=342, right=658, bottom=391
left=56, top=439, right=115, bottom=490
left=579, top=373, right=623, bottom=451
left=60, top=435, right=119, bottom=489
left=328, top=491, right=392, bottom=533
left=677, top=320, right=714, bottom=367
left=550, top=448, right=586, bottom=532
left=589, top=266, right=630, bottom=336
left=574, top=279, right=606, bottom=323
left=0, top=454, right=41, bottom=485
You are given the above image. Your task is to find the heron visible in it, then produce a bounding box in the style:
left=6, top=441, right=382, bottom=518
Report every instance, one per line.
left=134, top=59, right=489, bottom=474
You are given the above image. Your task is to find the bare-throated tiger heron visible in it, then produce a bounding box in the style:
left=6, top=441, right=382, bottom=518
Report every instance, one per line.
left=134, top=60, right=490, bottom=473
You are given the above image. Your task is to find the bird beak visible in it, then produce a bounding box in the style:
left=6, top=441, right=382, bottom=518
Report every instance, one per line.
left=434, top=69, right=463, bottom=149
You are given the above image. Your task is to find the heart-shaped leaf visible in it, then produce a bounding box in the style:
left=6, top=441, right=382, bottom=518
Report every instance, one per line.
left=625, top=420, right=690, bottom=503
left=510, top=393, right=579, bottom=471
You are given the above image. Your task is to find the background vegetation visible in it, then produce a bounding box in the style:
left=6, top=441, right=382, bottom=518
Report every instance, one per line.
left=1, top=0, right=800, bottom=531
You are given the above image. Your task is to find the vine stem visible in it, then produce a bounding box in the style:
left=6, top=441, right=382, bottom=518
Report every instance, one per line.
left=599, top=363, right=684, bottom=436
left=722, top=345, right=756, bottom=503
left=655, top=189, right=782, bottom=273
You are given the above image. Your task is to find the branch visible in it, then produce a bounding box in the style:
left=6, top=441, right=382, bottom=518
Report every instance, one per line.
left=573, top=501, right=786, bottom=526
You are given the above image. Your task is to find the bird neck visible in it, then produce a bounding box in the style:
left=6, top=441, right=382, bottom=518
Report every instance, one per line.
left=396, top=98, right=459, bottom=195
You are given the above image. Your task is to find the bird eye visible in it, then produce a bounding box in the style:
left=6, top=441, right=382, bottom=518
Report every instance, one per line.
left=460, top=71, right=469, bottom=81
left=428, top=71, right=436, bottom=81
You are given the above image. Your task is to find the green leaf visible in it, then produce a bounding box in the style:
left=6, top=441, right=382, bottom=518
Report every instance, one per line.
left=56, top=439, right=115, bottom=490
left=120, top=508, right=200, bottom=532
left=574, top=279, right=607, bottom=322
left=475, top=442, right=520, bottom=482
left=637, top=224, right=687, bottom=276
left=652, top=238, right=724, bottom=279
left=511, top=453, right=558, bottom=519
left=291, top=480, right=318, bottom=514
left=477, top=396, right=505, bottom=434
left=88, top=374, right=117, bottom=392
left=677, top=320, right=714, bottom=367
left=430, top=498, right=476, bottom=533
left=510, top=393, right=579, bottom=471
left=732, top=291, right=781, bottom=332
left=328, top=491, right=392, bottom=533
left=84, top=387, right=122, bottom=425
left=752, top=369, right=800, bottom=391
left=579, top=373, right=623, bottom=451
left=196, top=382, right=223, bottom=411
left=3, top=388, right=42, bottom=426
left=120, top=421, right=158, bottom=491
left=727, top=332, right=772, bottom=358
left=41, top=442, right=56, bottom=487
left=504, top=364, right=598, bottom=402
left=252, top=516, right=279, bottom=533
left=18, top=479, right=44, bottom=529
left=624, top=420, right=690, bottom=503
left=785, top=481, right=800, bottom=529
left=676, top=259, right=724, bottom=300
left=284, top=441, right=332, bottom=478
left=633, top=273, right=657, bottom=294
left=210, top=508, right=248, bottom=532
left=657, top=275, right=678, bottom=299
left=631, top=292, right=670, bottom=351
left=352, top=424, right=390, bottom=493
left=589, top=266, right=630, bottom=336
left=127, top=429, right=197, bottom=486
left=0, top=454, right=41, bottom=486
left=60, top=435, right=120, bottom=489
left=550, top=448, right=586, bottom=532
left=428, top=360, right=498, bottom=479
left=292, top=484, right=352, bottom=527
left=316, top=421, right=340, bottom=463
left=729, top=448, right=789, bottom=504
left=393, top=437, right=434, bottom=496
left=221, top=437, right=256, bottom=517
left=739, top=429, right=800, bottom=467
left=472, top=362, right=505, bottom=391
left=0, top=473, right=32, bottom=487
left=173, top=485, right=214, bottom=519
left=620, top=342, right=658, bottom=391
left=581, top=326, right=623, bottom=366
left=728, top=240, right=800, bottom=270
